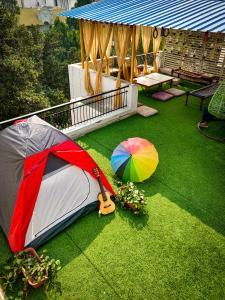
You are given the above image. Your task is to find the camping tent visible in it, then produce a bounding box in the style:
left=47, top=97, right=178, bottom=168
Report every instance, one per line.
left=0, top=116, right=114, bottom=252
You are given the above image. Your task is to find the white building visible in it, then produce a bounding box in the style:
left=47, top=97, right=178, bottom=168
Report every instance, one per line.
left=17, top=0, right=77, bottom=9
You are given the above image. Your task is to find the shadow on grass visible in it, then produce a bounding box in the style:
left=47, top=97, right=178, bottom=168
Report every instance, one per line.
left=77, top=91, right=225, bottom=238
left=26, top=211, right=115, bottom=299
left=0, top=208, right=115, bottom=300
left=198, top=119, right=225, bottom=142
left=35, top=210, right=115, bottom=268
left=116, top=206, right=149, bottom=230
left=138, top=175, right=225, bottom=238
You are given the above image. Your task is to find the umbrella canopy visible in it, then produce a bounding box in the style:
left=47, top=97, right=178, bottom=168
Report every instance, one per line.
left=111, top=137, right=159, bottom=182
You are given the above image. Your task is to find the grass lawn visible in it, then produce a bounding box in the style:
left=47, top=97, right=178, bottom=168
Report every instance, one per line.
left=1, top=81, right=225, bottom=299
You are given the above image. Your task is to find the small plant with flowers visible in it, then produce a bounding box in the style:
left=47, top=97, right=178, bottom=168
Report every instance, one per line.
left=116, top=181, right=147, bottom=214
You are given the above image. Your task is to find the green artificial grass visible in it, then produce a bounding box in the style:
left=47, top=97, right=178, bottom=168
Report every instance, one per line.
left=1, top=81, right=225, bottom=299
left=198, top=120, right=225, bottom=141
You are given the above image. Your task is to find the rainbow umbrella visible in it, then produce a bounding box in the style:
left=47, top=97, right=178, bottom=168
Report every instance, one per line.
left=111, top=137, right=159, bottom=182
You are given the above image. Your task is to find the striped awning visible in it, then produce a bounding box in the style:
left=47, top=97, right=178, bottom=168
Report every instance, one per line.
left=60, top=0, right=225, bottom=33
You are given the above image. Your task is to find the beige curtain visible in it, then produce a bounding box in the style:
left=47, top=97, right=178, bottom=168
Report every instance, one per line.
left=94, top=23, right=113, bottom=95
left=81, top=20, right=95, bottom=95
left=133, top=26, right=140, bottom=77
left=153, top=27, right=161, bottom=73
left=105, top=32, right=113, bottom=75
left=141, top=26, right=152, bottom=74
left=90, top=23, right=99, bottom=71
left=114, top=25, right=132, bottom=108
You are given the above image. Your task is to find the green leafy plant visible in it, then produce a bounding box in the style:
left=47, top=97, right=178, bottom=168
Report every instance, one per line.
left=116, top=181, right=147, bottom=214
left=0, top=248, right=62, bottom=299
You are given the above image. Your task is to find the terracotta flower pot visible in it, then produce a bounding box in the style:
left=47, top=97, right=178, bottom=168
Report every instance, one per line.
left=21, top=248, right=48, bottom=289
left=125, top=201, right=139, bottom=212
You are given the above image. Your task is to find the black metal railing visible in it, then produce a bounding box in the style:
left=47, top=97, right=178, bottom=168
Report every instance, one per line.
left=106, top=53, right=154, bottom=69
left=136, top=53, right=154, bottom=67
left=0, top=86, right=129, bottom=131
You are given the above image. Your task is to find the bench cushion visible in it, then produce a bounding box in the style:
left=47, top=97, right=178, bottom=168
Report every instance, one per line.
left=137, top=106, right=158, bottom=117
left=152, top=91, right=174, bottom=101
left=166, top=88, right=186, bottom=96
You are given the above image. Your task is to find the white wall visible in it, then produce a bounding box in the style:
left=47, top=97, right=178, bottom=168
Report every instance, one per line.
left=69, top=63, right=130, bottom=98
left=68, top=63, right=138, bottom=112
left=69, top=0, right=77, bottom=9
left=18, top=0, right=76, bottom=8
left=23, top=0, right=38, bottom=7
left=46, top=0, right=55, bottom=6
left=66, top=63, right=138, bottom=138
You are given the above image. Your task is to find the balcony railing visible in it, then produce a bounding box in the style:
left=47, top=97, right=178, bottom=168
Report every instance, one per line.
left=0, top=86, right=129, bottom=131
left=88, top=52, right=155, bottom=74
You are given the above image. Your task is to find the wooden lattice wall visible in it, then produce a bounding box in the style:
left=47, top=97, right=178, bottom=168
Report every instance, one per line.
left=163, top=29, right=225, bottom=79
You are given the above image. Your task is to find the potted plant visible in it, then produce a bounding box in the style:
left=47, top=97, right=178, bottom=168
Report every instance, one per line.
left=0, top=248, right=62, bottom=299
left=20, top=248, right=48, bottom=289
left=116, top=181, right=147, bottom=214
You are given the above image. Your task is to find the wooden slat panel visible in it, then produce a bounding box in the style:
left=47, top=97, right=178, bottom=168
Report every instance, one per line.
left=163, top=29, right=225, bottom=77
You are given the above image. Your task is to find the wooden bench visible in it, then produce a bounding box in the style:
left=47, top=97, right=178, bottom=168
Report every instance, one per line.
left=173, top=68, right=219, bottom=84
left=185, top=83, right=219, bottom=110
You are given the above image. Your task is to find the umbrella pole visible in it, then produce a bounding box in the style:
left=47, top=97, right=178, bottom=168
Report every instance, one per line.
left=79, top=20, right=85, bottom=69
left=130, top=25, right=136, bottom=83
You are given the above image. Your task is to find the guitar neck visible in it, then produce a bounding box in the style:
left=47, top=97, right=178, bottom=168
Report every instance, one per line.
left=97, top=176, right=107, bottom=201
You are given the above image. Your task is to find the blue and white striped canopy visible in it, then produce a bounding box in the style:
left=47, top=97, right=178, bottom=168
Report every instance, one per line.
left=60, top=0, right=225, bottom=33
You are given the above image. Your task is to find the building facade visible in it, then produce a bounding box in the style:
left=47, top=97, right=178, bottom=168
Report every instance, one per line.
left=17, top=0, right=77, bottom=9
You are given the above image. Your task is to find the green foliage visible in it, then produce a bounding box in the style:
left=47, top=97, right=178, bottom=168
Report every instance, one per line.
left=46, top=88, right=68, bottom=106
left=0, top=249, right=62, bottom=300
left=42, top=19, right=80, bottom=98
left=0, top=2, right=81, bottom=121
left=75, top=0, right=94, bottom=7
left=0, top=0, right=19, bottom=59
left=0, top=54, right=50, bottom=120
left=15, top=89, right=50, bottom=115
left=116, top=181, right=147, bottom=214
left=13, top=25, right=45, bottom=73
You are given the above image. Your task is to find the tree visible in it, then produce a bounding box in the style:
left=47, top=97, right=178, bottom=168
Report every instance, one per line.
left=46, top=88, right=68, bottom=107
left=0, top=55, right=50, bottom=120
left=0, top=0, right=19, bottom=59
left=42, top=18, right=80, bottom=98
left=0, top=2, right=81, bottom=121
left=75, top=0, right=94, bottom=7
left=0, top=1, right=49, bottom=121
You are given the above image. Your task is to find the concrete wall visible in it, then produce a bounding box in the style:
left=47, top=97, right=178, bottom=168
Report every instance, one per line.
left=68, top=63, right=138, bottom=113
left=18, top=0, right=76, bottom=8
left=18, top=8, right=65, bottom=26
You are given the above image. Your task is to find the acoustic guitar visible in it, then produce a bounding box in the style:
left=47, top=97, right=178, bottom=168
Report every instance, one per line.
left=93, top=167, right=115, bottom=215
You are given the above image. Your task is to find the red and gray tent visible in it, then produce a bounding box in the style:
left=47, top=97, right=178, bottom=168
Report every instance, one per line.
left=0, top=116, right=114, bottom=252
